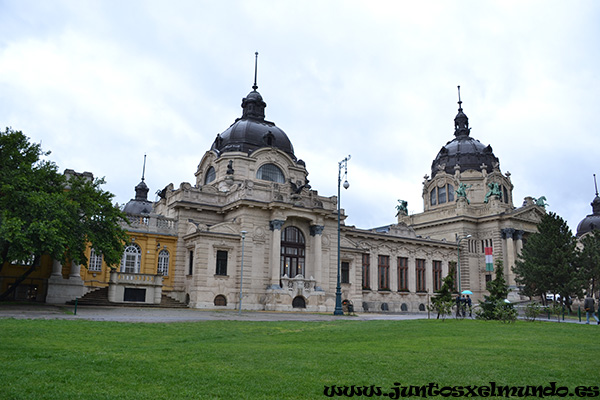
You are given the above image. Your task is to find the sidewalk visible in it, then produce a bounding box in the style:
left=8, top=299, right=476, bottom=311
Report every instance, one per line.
left=0, top=303, right=430, bottom=323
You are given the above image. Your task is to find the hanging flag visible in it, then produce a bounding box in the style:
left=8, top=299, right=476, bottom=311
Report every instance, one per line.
left=485, top=247, right=494, bottom=271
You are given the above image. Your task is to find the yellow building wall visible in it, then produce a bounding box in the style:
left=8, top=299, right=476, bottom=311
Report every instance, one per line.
left=79, top=232, right=178, bottom=292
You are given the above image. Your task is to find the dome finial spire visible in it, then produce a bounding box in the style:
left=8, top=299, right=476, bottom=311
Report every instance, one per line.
left=457, top=85, right=463, bottom=111
left=594, top=174, right=598, bottom=197
left=252, top=52, right=259, bottom=91
left=141, top=153, right=147, bottom=182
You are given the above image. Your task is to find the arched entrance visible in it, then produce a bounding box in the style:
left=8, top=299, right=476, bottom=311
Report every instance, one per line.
left=292, top=296, right=306, bottom=309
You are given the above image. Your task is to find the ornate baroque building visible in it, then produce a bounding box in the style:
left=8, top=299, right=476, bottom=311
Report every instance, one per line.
left=399, top=89, right=546, bottom=300
left=1, top=73, right=549, bottom=311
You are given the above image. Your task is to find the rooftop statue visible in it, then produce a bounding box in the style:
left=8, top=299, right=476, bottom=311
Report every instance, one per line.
left=533, top=196, right=548, bottom=208
left=396, top=199, right=408, bottom=217
left=484, top=182, right=503, bottom=203
left=455, top=182, right=472, bottom=204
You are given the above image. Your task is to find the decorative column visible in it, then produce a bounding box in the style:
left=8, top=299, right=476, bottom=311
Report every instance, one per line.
left=501, top=228, right=516, bottom=286
left=408, top=257, right=416, bottom=293
left=370, top=253, right=378, bottom=291
left=51, top=259, right=63, bottom=277
left=310, top=225, right=324, bottom=290
left=425, top=259, right=433, bottom=294
left=514, top=230, right=524, bottom=255
left=69, top=260, right=82, bottom=279
left=513, top=230, right=524, bottom=287
left=390, top=257, right=398, bottom=293
left=268, top=219, right=285, bottom=289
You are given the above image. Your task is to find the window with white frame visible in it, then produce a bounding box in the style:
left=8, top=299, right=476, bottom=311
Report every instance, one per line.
left=257, top=163, right=285, bottom=183
left=121, top=243, right=141, bottom=273
left=89, top=248, right=103, bottom=272
left=157, top=249, right=169, bottom=276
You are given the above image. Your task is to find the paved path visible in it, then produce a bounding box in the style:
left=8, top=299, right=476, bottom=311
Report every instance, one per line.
left=0, top=303, right=430, bottom=323
left=0, top=304, right=590, bottom=324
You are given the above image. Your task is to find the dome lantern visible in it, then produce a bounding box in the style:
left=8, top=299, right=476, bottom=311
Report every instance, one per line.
left=430, top=87, right=499, bottom=178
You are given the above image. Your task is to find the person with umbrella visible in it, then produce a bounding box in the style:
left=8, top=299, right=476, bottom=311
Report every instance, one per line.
left=462, top=290, right=473, bottom=317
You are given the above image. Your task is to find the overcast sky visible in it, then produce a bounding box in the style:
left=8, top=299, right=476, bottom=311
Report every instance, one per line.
left=1, top=0, right=598, bottom=234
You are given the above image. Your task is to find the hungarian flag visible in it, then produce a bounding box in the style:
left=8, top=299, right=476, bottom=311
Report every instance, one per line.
left=485, top=247, right=494, bottom=271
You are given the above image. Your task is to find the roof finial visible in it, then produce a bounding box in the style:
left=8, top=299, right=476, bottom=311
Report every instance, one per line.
left=457, top=85, right=463, bottom=111
left=141, top=154, right=147, bottom=182
left=594, top=174, right=598, bottom=196
left=252, top=52, right=259, bottom=91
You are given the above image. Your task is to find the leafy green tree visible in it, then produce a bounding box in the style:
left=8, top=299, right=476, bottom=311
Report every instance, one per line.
left=576, top=230, right=600, bottom=295
left=428, top=265, right=455, bottom=320
left=0, top=128, right=129, bottom=300
left=513, top=212, right=581, bottom=305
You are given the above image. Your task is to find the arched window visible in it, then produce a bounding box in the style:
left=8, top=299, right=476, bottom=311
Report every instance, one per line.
left=121, top=243, right=141, bottom=273
left=157, top=249, right=169, bottom=276
left=214, top=295, right=227, bottom=306
left=281, top=226, right=305, bottom=279
left=89, top=248, right=103, bottom=272
left=431, top=184, right=455, bottom=205
left=257, top=163, right=285, bottom=183
left=204, top=166, right=216, bottom=184
left=447, top=184, right=455, bottom=202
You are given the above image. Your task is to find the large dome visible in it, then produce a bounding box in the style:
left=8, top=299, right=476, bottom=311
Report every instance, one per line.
left=211, top=89, right=295, bottom=159
left=576, top=194, right=600, bottom=237
left=431, top=96, right=499, bottom=177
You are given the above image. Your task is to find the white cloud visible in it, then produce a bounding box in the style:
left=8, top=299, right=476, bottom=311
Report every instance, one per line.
left=0, top=0, right=598, bottom=233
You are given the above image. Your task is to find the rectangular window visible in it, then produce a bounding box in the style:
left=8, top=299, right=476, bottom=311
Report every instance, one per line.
left=124, top=288, right=146, bottom=302
left=449, top=261, right=457, bottom=292
left=341, top=261, right=350, bottom=284
left=447, top=184, right=454, bottom=202
left=89, top=249, right=102, bottom=272
left=216, top=250, right=228, bottom=276
left=188, top=250, right=194, bottom=275
left=433, top=260, right=442, bottom=291
left=438, top=185, right=446, bottom=204
left=362, top=254, right=370, bottom=290
left=398, top=257, right=408, bottom=291
left=378, top=255, right=390, bottom=290
left=416, top=258, right=426, bottom=292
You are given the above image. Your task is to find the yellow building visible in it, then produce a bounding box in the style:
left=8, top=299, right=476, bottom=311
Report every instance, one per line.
left=1, top=171, right=179, bottom=305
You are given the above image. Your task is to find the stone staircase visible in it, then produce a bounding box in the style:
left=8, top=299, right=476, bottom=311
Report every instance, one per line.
left=67, top=287, right=188, bottom=308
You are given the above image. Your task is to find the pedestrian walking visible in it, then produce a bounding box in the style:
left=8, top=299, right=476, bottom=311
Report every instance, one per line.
left=583, top=294, right=599, bottom=324
left=466, top=295, right=472, bottom=317
left=456, top=295, right=463, bottom=318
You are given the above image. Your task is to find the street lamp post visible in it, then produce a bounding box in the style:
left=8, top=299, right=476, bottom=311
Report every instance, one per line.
left=238, top=230, right=247, bottom=315
left=456, top=234, right=472, bottom=293
left=334, top=155, right=351, bottom=316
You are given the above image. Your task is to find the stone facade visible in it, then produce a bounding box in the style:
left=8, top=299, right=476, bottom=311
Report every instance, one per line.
left=29, top=81, right=547, bottom=310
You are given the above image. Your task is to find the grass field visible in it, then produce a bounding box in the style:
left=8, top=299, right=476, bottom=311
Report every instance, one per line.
left=1, top=318, right=599, bottom=399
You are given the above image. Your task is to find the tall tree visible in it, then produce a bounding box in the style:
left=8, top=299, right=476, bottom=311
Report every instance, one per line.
left=513, top=212, right=581, bottom=305
left=0, top=128, right=129, bottom=300
left=478, top=259, right=515, bottom=320
left=576, top=230, right=600, bottom=295
left=429, top=265, right=455, bottom=320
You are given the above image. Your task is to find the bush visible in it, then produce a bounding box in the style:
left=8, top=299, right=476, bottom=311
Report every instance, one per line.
left=524, top=302, right=542, bottom=321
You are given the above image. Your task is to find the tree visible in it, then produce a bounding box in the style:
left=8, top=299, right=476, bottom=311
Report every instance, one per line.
left=576, top=230, right=600, bottom=295
left=513, top=212, right=581, bottom=305
left=0, top=128, right=129, bottom=300
left=477, top=259, right=515, bottom=321
left=428, top=266, right=455, bottom=320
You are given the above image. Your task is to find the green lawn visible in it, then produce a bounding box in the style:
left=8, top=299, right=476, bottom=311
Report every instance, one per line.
left=1, top=318, right=599, bottom=399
